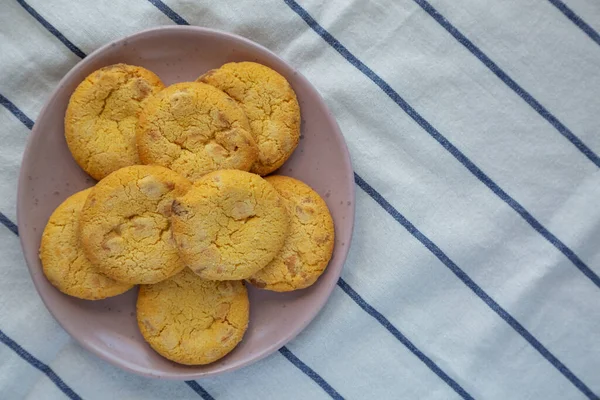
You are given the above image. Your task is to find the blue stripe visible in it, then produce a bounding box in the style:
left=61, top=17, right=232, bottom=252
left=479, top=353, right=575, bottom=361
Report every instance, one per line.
left=0, top=93, right=34, bottom=130
left=547, top=0, right=600, bottom=47
left=337, top=277, right=474, bottom=400
left=279, top=346, right=345, bottom=400
left=146, top=0, right=190, bottom=25
left=353, top=173, right=598, bottom=400
left=15, top=0, right=86, bottom=59
left=0, top=329, right=82, bottom=400
left=283, top=0, right=600, bottom=291
left=0, top=212, right=19, bottom=236
left=412, top=0, right=600, bottom=168
left=185, top=381, right=214, bottom=400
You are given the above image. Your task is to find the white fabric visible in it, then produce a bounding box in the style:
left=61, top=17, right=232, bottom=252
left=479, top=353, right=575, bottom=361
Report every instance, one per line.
left=1, top=0, right=599, bottom=399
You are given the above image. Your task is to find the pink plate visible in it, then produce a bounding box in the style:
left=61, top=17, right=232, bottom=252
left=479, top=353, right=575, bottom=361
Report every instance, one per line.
left=17, top=26, right=355, bottom=379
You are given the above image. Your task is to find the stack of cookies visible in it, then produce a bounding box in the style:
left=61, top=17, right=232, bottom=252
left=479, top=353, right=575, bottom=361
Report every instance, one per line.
left=40, top=62, right=335, bottom=366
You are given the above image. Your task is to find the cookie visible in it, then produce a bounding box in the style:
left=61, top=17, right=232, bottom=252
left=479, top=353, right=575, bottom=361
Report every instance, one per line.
left=137, top=268, right=249, bottom=365
left=39, top=188, right=133, bottom=300
left=248, top=176, right=334, bottom=292
left=198, top=62, right=300, bottom=176
left=171, top=169, right=289, bottom=280
left=65, top=64, right=165, bottom=180
left=79, top=165, right=191, bottom=284
left=136, top=82, right=258, bottom=182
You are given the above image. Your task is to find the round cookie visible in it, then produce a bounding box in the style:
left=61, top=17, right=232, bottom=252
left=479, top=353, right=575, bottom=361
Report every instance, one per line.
left=197, top=62, right=300, bottom=176
left=137, top=268, right=249, bottom=365
left=79, top=165, right=191, bottom=284
left=248, top=176, right=334, bottom=292
left=171, top=169, right=289, bottom=280
left=65, top=64, right=165, bottom=180
left=39, top=188, right=133, bottom=300
left=136, top=82, right=258, bottom=182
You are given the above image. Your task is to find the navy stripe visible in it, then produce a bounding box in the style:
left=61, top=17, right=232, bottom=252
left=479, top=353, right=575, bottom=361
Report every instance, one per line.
left=412, top=0, right=600, bottom=168
left=185, top=381, right=214, bottom=400
left=337, top=277, right=474, bottom=400
left=0, top=93, right=34, bottom=130
left=146, top=0, right=190, bottom=25
left=279, top=346, right=344, bottom=400
left=15, top=0, right=86, bottom=59
left=0, top=329, right=82, bottom=400
left=283, top=0, right=600, bottom=290
left=0, top=212, right=19, bottom=236
left=547, top=0, right=600, bottom=47
left=354, top=173, right=598, bottom=400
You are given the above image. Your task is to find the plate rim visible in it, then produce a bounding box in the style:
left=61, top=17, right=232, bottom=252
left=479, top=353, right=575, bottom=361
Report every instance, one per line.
left=16, top=25, right=356, bottom=380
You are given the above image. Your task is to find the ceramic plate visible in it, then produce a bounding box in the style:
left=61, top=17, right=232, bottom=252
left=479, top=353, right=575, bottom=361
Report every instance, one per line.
left=17, top=26, right=355, bottom=379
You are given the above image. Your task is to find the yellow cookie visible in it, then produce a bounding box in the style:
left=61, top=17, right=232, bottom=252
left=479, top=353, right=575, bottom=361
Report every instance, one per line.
left=248, top=176, right=334, bottom=291
left=198, top=62, right=300, bottom=176
left=79, top=165, right=191, bottom=284
left=171, top=169, right=289, bottom=280
left=136, top=82, right=258, bottom=182
left=137, top=268, right=249, bottom=365
left=39, top=188, right=133, bottom=300
left=65, top=64, right=165, bottom=180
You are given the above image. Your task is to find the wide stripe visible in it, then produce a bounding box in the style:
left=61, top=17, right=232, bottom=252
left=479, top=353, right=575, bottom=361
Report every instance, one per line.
left=15, top=0, right=86, bottom=59
left=279, top=347, right=344, bottom=400
left=412, top=0, right=600, bottom=168
left=337, top=277, right=474, bottom=400
left=282, top=0, right=600, bottom=291
left=185, top=381, right=215, bottom=400
left=352, top=173, right=598, bottom=399
left=0, top=329, right=82, bottom=400
left=547, top=0, right=600, bottom=46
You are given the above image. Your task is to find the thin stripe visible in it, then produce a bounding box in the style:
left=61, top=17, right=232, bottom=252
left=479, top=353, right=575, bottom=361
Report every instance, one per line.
left=547, top=0, right=600, bottom=47
left=15, top=0, right=86, bottom=59
left=0, top=212, right=19, bottom=236
left=412, top=0, right=600, bottom=168
left=146, top=0, right=190, bottom=25
left=0, top=329, right=82, bottom=400
left=283, top=0, right=600, bottom=290
left=337, top=278, right=474, bottom=400
left=279, top=346, right=344, bottom=400
left=0, top=94, right=34, bottom=130
left=354, top=173, right=598, bottom=400
left=185, top=381, right=215, bottom=400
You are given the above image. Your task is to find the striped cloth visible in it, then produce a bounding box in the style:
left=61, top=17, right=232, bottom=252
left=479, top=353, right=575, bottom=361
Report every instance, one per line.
left=1, top=0, right=599, bottom=399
